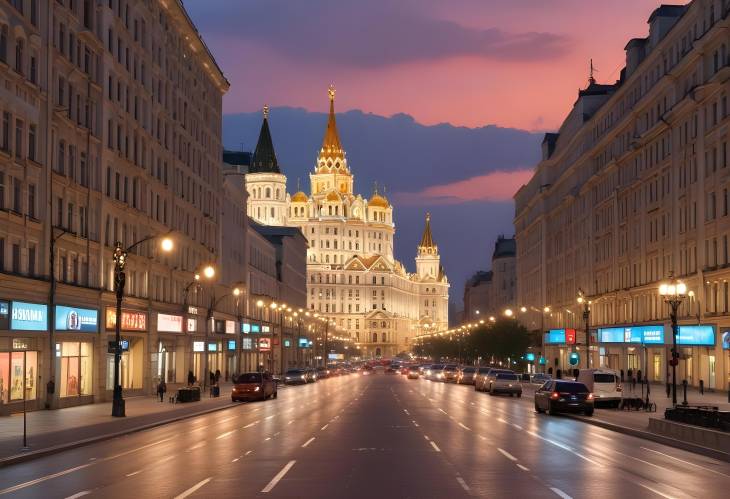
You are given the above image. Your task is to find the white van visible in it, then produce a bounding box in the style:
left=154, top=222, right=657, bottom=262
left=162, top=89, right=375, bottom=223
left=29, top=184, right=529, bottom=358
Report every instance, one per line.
left=575, top=369, right=622, bottom=407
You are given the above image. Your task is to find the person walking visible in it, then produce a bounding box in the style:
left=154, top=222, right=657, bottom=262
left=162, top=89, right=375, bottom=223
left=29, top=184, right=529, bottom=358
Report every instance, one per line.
left=187, top=370, right=195, bottom=386
left=157, top=379, right=167, bottom=402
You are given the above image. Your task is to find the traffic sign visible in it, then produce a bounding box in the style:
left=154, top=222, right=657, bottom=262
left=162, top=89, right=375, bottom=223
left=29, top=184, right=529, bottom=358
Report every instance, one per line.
left=569, top=352, right=580, bottom=366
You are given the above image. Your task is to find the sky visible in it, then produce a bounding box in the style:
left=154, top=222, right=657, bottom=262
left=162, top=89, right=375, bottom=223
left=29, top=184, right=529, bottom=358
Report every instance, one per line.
left=185, top=0, right=684, bottom=311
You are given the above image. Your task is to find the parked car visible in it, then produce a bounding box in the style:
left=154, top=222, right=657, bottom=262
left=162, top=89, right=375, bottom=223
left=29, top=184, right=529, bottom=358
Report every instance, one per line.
left=426, top=364, right=445, bottom=381
left=304, top=368, right=318, bottom=383
left=457, top=366, right=477, bottom=384
left=283, top=368, right=308, bottom=385
left=473, top=367, right=492, bottom=391
left=530, top=373, right=552, bottom=385
left=316, top=366, right=331, bottom=379
left=475, top=368, right=514, bottom=392
left=534, top=380, right=594, bottom=416
left=407, top=366, right=420, bottom=379
left=575, top=369, right=622, bottom=407
left=441, top=365, right=459, bottom=382
left=232, top=372, right=277, bottom=401
left=489, top=373, right=522, bottom=397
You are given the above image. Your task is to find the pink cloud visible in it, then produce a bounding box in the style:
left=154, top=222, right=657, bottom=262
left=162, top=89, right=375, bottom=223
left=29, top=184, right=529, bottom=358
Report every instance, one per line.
left=393, top=169, right=534, bottom=205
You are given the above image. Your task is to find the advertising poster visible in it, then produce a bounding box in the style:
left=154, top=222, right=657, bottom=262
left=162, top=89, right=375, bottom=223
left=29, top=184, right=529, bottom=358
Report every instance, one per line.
left=55, top=306, right=98, bottom=332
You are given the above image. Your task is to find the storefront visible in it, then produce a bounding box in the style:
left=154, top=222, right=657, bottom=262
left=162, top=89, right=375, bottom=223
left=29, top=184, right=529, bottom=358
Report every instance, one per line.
left=597, top=325, right=665, bottom=382
left=104, top=307, right=147, bottom=396
left=0, top=300, right=45, bottom=415
left=53, top=305, right=98, bottom=408
left=155, top=313, right=186, bottom=384
left=675, top=325, right=716, bottom=389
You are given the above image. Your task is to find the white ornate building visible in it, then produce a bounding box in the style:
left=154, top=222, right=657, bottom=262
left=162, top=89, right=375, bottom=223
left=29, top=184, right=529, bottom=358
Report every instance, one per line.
left=245, top=88, right=449, bottom=358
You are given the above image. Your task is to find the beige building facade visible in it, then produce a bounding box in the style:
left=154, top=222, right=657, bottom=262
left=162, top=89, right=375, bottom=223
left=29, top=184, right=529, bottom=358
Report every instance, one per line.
left=515, top=0, right=730, bottom=389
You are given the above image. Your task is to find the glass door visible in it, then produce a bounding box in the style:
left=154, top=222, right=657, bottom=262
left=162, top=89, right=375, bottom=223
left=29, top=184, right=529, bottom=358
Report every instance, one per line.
left=708, top=355, right=716, bottom=389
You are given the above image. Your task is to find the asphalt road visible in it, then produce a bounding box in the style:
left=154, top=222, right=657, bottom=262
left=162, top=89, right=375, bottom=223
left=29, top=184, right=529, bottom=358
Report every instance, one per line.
left=1, top=374, right=729, bottom=498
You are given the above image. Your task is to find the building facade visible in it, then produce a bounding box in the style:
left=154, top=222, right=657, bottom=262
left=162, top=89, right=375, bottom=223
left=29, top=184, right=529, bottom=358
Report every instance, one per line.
left=515, top=0, right=730, bottom=389
left=0, top=0, right=241, bottom=414
left=244, top=88, right=449, bottom=358
left=462, top=237, right=516, bottom=322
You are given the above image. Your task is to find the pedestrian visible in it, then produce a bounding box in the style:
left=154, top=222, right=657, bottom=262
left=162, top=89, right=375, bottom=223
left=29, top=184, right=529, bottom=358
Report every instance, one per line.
left=209, top=371, right=215, bottom=386
left=215, top=369, right=221, bottom=384
left=187, top=370, right=195, bottom=386
left=157, top=379, right=167, bottom=402
left=46, top=378, right=55, bottom=410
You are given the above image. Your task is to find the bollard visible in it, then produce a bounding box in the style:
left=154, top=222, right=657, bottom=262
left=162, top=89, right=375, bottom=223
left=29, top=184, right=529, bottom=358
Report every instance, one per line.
left=682, top=379, right=688, bottom=406
left=700, top=379, right=704, bottom=395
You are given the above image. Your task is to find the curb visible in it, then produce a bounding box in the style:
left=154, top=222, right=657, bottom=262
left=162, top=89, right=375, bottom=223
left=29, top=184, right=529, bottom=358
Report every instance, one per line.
left=0, top=401, right=239, bottom=468
left=566, top=413, right=730, bottom=463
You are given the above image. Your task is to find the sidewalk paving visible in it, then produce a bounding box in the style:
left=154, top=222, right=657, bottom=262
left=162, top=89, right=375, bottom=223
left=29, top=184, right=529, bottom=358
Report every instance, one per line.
left=0, top=382, right=238, bottom=463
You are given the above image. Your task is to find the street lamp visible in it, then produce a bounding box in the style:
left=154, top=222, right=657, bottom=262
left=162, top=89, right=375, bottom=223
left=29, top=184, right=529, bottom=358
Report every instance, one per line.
left=659, top=275, right=687, bottom=406
left=504, top=308, right=513, bottom=318
left=112, top=233, right=174, bottom=417
left=577, top=289, right=591, bottom=369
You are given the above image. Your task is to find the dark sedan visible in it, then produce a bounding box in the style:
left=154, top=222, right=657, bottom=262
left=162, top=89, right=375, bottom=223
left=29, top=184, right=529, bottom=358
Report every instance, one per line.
left=534, top=380, right=594, bottom=416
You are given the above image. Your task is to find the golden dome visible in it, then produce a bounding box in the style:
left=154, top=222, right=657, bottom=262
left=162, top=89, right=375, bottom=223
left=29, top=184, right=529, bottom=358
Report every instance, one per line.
left=291, top=191, right=308, bottom=203
left=326, top=191, right=341, bottom=202
left=369, top=193, right=389, bottom=208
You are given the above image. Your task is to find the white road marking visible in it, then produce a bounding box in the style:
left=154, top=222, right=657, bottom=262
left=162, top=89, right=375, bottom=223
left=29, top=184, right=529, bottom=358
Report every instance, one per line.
left=511, top=423, right=523, bottom=430
left=125, top=470, right=142, bottom=477
left=188, top=442, right=206, bottom=451
left=302, top=437, right=316, bottom=448
left=497, top=418, right=508, bottom=424
left=640, top=447, right=730, bottom=478
left=216, top=430, right=235, bottom=440
left=525, top=430, right=602, bottom=466
left=261, top=461, right=296, bottom=493
left=174, top=478, right=212, bottom=499
left=264, top=437, right=271, bottom=441
left=403, top=409, right=410, bottom=415
left=245, top=450, right=253, bottom=455
left=517, top=464, right=530, bottom=472
left=589, top=432, right=612, bottom=441
left=232, top=458, right=239, bottom=463
left=550, top=487, right=572, bottom=499
left=498, top=448, right=518, bottom=461
left=456, top=477, right=470, bottom=492
left=220, top=416, right=236, bottom=422
left=424, top=435, right=431, bottom=441
left=288, top=420, right=294, bottom=425
left=244, top=420, right=260, bottom=428
left=430, top=441, right=441, bottom=452
left=412, top=420, right=420, bottom=427
left=458, top=422, right=471, bottom=431
left=635, top=482, right=677, bottom=499
left=321, top=424, right=329, bottom=430
left=265, top=415, right=274, bottom=420
left=64, top=491, right=91, bottom=499
left=438, top=408, right=447, bottom=414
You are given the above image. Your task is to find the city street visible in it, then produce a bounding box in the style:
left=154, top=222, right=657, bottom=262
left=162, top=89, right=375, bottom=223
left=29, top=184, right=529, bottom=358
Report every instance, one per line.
left=0, top=374, right=729, bottom=498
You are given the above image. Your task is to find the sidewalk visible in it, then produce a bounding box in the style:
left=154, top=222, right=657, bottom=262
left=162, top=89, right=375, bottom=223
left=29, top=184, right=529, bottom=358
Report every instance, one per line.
left=0, top=382, right=236, bottom=464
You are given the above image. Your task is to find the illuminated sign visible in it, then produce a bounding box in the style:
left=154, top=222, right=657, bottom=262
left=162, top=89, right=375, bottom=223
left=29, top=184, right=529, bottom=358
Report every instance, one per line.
left=723, top=330, right=730, bottom=350
left=544, top=329, right=566, bottom=344
left=105, top=308, right=147, bottom=331
left=598, top=325, right=664, bottom=344
left=11, top=301, right=48, bottom=330
left=193, top=341, right=205, bottom=352
left=0, top=300, right=9, bottom=329
left=227, top=340, right=236, bottom=350
left=207, top=343, right=217, bottom=352
left=12, top=338, right=29, bottom=350
left=187, top=318, right=197, bottom=332
left=284, top=339, right=291, bottom=348
left=525, top=353, right=536, bottom=362
left=565, top=329, right=576, bottom=345
left=242, top=322, right=251, bottom=333
left=251, top=324, right=261, bottom=334
left=676, top=325, right=715, bottom=346
left=298, top=337, right=310, bottom=348
left=55, top=306, right=98, bottom=332
left=157, top=313, right=183, bottom=333
left=262, top=325, right=271, bottom=333
left=242, top=337, right=253, bottom=350
left=258, top=338, right=271, bottom=351
left=225, top=320, right=235, bottom=334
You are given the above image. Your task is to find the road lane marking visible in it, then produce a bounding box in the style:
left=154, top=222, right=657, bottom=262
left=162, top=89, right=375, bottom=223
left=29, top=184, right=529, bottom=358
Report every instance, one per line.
left=517, top=464, right=530, bottom=472
left=550, top=487, right=572, bottom=499
left=430, top=441, right=441, bottom=452
left=438, top=408, right=447, bottom=414
left=216, top=430, right=235, bottom=440
left=424, top=435, right=430, bottom=441
left=635, top=482, right=677, bottom=499
left=497, top=418, right=508, bottom=424
left=525, top=430, right=602, bottom=466
left=412, top=420, right=420, bottom=427
left=265, top=437, right=271, bottom=441
left=245, top=450, right=253, bottom=455
left=511, top=423, right=523, bottom=430
left=640, top=447, right=730, bottom=478
left=478, top=435, right=488, bottom=441
left=456, top=477, right=470, bottom=492
left=261, top=461, right=296, bottom=493
left=302, top=437, right=316, bottom=448
left=125, top=471, right=142, bottom=477
left=64, top=491, right=91, bottom=499
left=175, top=477, right=212, bottom=499
left=265, top=415, right=274, bottom=420
left=321, top=424, right=329, bottom=430
left=498, top=448, right=518, bottom=461
left=403, top=409, right=410, bottom=415
left=288, top=420, right=294, bottom=425
left=458, top=422, right=471, bottom=431
left=188, top=442, right=206, bottom=451
left=244, top=420, right=260, bottom=428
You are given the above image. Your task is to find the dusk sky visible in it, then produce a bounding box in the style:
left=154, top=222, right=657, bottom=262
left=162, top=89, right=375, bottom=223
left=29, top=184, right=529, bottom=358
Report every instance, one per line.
left=185, top=0, right=684, bottom=308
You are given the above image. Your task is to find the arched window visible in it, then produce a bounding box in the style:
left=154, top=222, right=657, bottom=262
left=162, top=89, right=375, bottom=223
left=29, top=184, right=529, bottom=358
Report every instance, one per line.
left=14, top=38, right=23, bottom=74
left=372, top=333, right=377, bottom=343
left=0, top=26, right=7, bottom=63
left=328, top=205, right=332, bottom=215
left=276, top=188, right=280, bottom=199
left=381, top=333, right=387, bottom=342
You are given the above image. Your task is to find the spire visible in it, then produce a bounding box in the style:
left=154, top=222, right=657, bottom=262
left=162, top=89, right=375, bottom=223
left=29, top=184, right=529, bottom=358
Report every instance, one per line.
left=251, top=105, right=280, bottom=173
left=320, top=84, right=344, bottom=160
left=419, top=213, right=435, bottom=250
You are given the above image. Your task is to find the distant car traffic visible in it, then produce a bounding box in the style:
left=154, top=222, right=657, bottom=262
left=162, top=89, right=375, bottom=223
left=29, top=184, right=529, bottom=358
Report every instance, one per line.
left=232, top=372, right=277, bottom=402
left=534, top=380, right=594, bottom=416
left=426, top=364, right=445, bottom=381
left=316, top=366, right=331, bottom=379
left=457, top=366, right=476, bottom=384
left=361, top=365, right=374, bottom=376
left=283, top=368, right=308, bottom=385
left=407, top=366, right=420, bottom=379
left=304, top=368, right=318, bottom=383
left=441, top=365, right=459, bottom=382
left=475, top=368, right=514, bottom=392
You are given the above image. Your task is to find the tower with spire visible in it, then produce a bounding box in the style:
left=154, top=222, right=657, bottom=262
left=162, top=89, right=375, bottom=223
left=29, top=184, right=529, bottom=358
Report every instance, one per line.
left=416, top=213, right=441, bottom=279
left=245, top=106, right=289, bottom=226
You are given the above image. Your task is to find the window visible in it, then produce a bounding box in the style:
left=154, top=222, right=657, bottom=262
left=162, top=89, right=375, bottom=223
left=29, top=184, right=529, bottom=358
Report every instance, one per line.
left=12, top=243, right=20, bottom=273
left=0, top=351, right=38, bottom=403
left=14, top=39, right=23, bottom=74
left=28, top=125, right=36, bottom=161
left=0, top=25, right=7, bottom=63
left=14, top=119, right=22, bottom=159
left=27, top=183, right=35, bottom=219
left=59, top=342, right=93, bottom=397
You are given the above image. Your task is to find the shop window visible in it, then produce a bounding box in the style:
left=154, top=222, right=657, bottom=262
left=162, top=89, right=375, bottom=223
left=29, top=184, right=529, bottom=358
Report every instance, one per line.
left=60, top=342, right=93, bottom=397
left=0, top=351, right=37, bottom=403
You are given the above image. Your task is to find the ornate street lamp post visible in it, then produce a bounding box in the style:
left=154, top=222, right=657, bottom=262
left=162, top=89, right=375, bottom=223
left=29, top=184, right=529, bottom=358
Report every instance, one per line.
left=659, top=276, right=687, bottom=406
left=577, top=289, right=591, bottom=369
left=112, top=234, right=174, bottom=417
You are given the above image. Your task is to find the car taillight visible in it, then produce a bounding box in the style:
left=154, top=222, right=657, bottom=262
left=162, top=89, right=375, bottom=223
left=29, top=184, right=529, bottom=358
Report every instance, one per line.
left=550, top=391, right=560, bottom=399
left=587, top=393, right=594, bottom=400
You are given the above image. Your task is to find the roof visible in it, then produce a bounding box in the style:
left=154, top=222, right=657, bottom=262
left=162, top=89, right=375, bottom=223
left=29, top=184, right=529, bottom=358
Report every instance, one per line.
left=369, top=193, right=389, bottom=208
left=466, top=270, right=492, bottom=287
left=326, top=191, right=341, bottom=202
left=222, top=150, right=252, bottom=167
left=320, top=85, right=345, bottom=161
left=419, top=213, right=435, bottom=249
left=493, top=236, right=516, bottom=259
left=292, top=191, right=308, bottom=203
left=648, top=4, right=687, bottom=23
left=250, top=108, right=280, bottom=173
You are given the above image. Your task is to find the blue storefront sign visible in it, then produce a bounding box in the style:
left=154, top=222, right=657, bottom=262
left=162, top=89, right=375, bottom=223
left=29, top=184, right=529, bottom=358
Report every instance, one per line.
left=676, top=325, right=715, bottom=346
left=11, top=301, right=48, bottom=331
left=251, top=324, right=261, bottom=334
left=55, top=305, right=98, bottom=332
left=298, top=337, right=310, bottom=348
left=0, top=300, right=8, bottom=329
left=227, top=340, right=236, bottom=350
left=525, top=353, right=536, bottom=362
left=207, top=343, right=218, bottom=352
left=242, top=322, right=251, bottom=333
left=544, top=329, right=566, bottom=344
left=598, top=325, right=664, bottom=344
left=284, top=339, right=291, bottom=348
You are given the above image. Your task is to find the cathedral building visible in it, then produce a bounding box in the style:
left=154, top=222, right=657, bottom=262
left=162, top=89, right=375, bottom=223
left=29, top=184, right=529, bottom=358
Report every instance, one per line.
left=245, top=87, right=449, bottom=358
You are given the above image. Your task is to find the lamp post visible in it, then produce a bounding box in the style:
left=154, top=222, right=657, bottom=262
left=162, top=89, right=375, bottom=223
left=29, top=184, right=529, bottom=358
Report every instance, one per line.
left=659, top=275, right=687, bottom=406
left=183, top=265, right=215, bottom=382
left=204, top=283, right=243, bottom=394
left=47, top=226, right=69, bottom=410
left=577, top=289, right=591, bottom=369
left=111, top=234, right=174, bottom=417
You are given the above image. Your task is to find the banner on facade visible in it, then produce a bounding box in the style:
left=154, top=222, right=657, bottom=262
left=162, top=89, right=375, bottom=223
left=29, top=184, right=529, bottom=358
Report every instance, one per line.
left=55, top=305, right=98, bottom=332
left=105, top=308, right=147, bottom=331
left=157, top=313, right=183, bottom=333
left=11, top=301, right=48, bottom=331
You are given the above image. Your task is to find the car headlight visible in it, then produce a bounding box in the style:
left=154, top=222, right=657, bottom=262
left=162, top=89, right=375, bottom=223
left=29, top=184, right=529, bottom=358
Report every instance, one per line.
left=232, top=387, right=237, bottom=392
left=254, top=386, right=260, bottom=392
left=301, top=375, right=306, bottom=380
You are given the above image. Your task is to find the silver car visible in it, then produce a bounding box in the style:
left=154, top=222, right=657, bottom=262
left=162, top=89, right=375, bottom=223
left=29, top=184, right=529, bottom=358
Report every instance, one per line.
left=489, top=373, right=522, bottom=397
left=457, top=366, right=476, bottom=384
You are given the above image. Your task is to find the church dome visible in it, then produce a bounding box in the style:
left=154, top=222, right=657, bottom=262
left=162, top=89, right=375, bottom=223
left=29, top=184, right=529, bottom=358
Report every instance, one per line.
left=326, top=191, right=341, bottom=202
left=292, top=191, right=308, bottom=203
left=369, top=193, right=389, bottom=208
